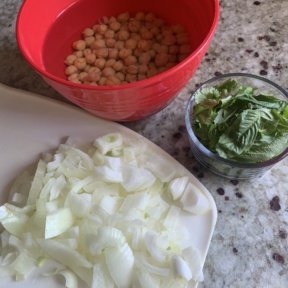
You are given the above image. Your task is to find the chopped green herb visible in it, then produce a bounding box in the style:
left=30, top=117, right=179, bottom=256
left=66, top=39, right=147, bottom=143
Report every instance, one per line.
left=192, top=79, right=288, bottom=163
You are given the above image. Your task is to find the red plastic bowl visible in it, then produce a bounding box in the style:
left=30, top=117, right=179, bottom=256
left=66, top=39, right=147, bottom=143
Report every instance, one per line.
left=16, top=0, right=219, bottom=121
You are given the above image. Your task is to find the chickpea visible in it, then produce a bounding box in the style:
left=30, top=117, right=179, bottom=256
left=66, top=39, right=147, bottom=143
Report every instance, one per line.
left=115, top=41, right=125, bottom=49
left=99, top=77, right=107, bottom=85
left=128, top=20, right=141, bottom=32
left=145, top=12, right=155, bottom=22
left=150, top=26, right=160, bottom=36
left=72, top=40, right=86, bottom=51
left=137, top=39, right=151, bottom=51
left=115, top=72, right=125, bottom=81
left=158, top=45, right=169, bottom=54
left=87, top=70, right=101, bottom=82
left=125, top=39, right=137, bottom=50
left=156, top=34, right=163, bottom=42
left=88, top=66, right=101, bottom=74
left=155, top=53, right=169, bottom=67
left=148, top=49, right=156, bottom=59
left=109, top=21, right=121, bottom=32
left=118, top=48, right=132, bottom=59
left=74, top=58, right=86, bottom=70
left=134, top=12, right=145, bottom=21
left=82, top=28, right=94, bottom=37
left=139, top=27, right=150, bottom=39
left=169, top=45, right=179, bottom=55
left=117, top=12, right=130, bottom=23
left=94, top=48, right=109, bottom=58
left=119, top=23, right=128, bottom=31
left=109, top=16, right=117, bottom=23
left=102, top=67, right=115, bottom=77
left=85, top=36, right=95, bottom=47
left=168, top=54, right=177, bottom=63
left=179, top=44, right=191, bottom=54
left=133, top=48, right=142, bottom=58
left=108, top=48, right=118, bottom=59
left=65, top=54, right=77, bottom=65
left=90, top=82, right=98, bottom=86
left=113, top=60, right=124, bottom=72
left=105, top=29, right=115, bottom=39
left=65, top=65, right=78, bottom=75
left=117, top=30, right=130, bottom=41
left=84, top=65, right=91, bottom=72
left=124, top=55, right=137, bottom=66
left=147, top=66, right=158, bottom=77
left=85, top=53, right=96, bottom=64
left=79, top=71, right=88, bottom=82
left=145, top=22, right=155, bottom=30
left=138, top=64, right=148, bottom=74
left=126, top=73, right=137, bottom=83
left=138, top=74, right=147, bottom=81
left=162, top=33, right=176, bottom=46
left=83, top=48, right=92, bottom=57
left=95, top=34, right=104, bottom=40
left=127, top=65, right=138, bottom=75
left=93, top=24, right=108, bottom=34
left=73, top=50, right=83, bottom=58
left=130, top=33, right=141, bottom=41
left=91, top=39, right=106, bottom=49
left=100, top=16, right=109, bottom=24
left=106, top=75, right=121, bottom=86
left=106, top=38, right=116, bottom=48
left=68, top=73, right=78, bottom=81
left=138, top=52, right=151, bottom=64
left=152, top=43, right=161, bottom=53
left=95, top=58, right=106, bottom=69
left=176, top=33, right=189, bottom=44
left=105, top=59, right=116, bottom=67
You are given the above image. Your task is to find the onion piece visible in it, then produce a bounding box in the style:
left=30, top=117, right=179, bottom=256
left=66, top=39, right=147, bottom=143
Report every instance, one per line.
left=171, top=255, right=192, bottom=281
left=180, top=183, right=210, bottom=215
left=168, top=176, right=189, bottom=200
left=93, top=133, right=123, bottom=155
left=45, top=208, right=74, bottom=239
left=105, top=243, right=134, bottom=288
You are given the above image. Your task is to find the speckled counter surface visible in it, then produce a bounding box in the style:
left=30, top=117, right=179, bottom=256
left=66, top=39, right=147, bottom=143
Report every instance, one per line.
left=0, top=0, right=288, bottom=287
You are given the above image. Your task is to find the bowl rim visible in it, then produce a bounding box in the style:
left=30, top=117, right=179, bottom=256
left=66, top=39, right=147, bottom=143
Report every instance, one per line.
left=185, top=72, right=288, bottom=169
left=16, top=0, right=220, bottom=91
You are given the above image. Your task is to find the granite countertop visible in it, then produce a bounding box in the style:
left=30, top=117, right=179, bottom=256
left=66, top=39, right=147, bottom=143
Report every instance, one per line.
left=0, top=0, right=288, bottom=287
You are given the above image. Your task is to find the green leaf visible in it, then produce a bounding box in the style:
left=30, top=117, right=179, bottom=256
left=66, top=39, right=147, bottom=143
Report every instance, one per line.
left=216, top=109, right=260, bottom=157
left=192, top=78, right=288, bottom=163
left=234, top=134, right=288, bottom=162
left=216, top=79, right=238, bottom=95
left=194, top=87, right=220, bottom=104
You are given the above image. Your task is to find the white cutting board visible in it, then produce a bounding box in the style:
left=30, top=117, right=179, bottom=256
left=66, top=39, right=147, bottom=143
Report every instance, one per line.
left=0, top=83, right=217, bottom=287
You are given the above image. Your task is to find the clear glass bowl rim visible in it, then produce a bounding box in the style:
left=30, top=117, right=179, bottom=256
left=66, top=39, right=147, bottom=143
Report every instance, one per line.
left=185, top=72, right=288, bottom=169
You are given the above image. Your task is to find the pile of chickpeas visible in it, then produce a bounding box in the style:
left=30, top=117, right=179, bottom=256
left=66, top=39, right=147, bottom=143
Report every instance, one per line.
left=64, top=12, right=191, bottom=86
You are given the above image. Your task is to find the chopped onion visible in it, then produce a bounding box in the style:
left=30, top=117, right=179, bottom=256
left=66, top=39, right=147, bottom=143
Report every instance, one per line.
left=0, top=133, right=211, bottom=287
left=180, top=183, right=210, bottom=215
left=45, top=208, right=74, bottom=239
left=171, top=255, right=192, bottom=281
left=105, top=243, right=134, bottom=288
left=168, top=176, right=189, bottom=200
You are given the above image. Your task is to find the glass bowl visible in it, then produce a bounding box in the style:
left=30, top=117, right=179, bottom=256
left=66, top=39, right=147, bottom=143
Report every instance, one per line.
left=185, top=73, right=288, bottom=180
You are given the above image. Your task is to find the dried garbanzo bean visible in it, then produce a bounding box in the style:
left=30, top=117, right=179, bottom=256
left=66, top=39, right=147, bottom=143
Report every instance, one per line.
left=72, top=40, right=86, bottom=51
left=65, top=65, right=78, bottom=75
left=65, top=11, right=191, bottom=86
left=65, top=54, right=77, bottom=65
